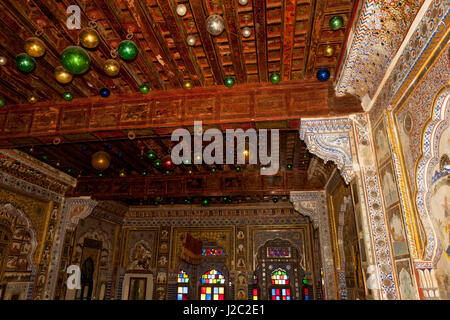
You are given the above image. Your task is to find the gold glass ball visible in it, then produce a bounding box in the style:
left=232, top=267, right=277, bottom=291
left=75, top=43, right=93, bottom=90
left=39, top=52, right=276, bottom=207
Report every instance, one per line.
left=183, top=80, right=193, bottom=90
left=24, top=37, right=46, bottom=58
left=0, top=56, right=7, bottom=66
left=104, top=59, right=120, bottom=77
left=27, top=95, right=38, bottom=104
left=323, top=45, right=335, bottom=57
left=79, top=28, right=100, bottom=49
left=91, top=151, right=111, bottom=171
left=54, top=66, right=73, bottom=84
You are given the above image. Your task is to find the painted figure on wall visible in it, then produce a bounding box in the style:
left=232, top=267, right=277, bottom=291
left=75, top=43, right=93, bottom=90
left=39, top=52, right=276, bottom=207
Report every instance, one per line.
left=387, top=206, right=408, bottom=256
left=398, top=262, right=415, bottom=300
left=374, top=122, right=390, bottom=165
left=380, top=163, right=399, bottom=208
left=128, top=241, right=152, bottom=271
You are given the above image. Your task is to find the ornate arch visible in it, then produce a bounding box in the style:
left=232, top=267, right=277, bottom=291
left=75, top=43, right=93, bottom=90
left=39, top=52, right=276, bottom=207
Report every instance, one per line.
left=290, top=191, right=336, bottom=299
left=0, top=203, right=38, bottom=271
left=415, top=87, right=450, bottom=264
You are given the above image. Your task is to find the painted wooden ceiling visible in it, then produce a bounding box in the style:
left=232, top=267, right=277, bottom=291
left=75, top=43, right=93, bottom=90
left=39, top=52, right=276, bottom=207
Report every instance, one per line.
left=0, top=0, right=358, bottom=105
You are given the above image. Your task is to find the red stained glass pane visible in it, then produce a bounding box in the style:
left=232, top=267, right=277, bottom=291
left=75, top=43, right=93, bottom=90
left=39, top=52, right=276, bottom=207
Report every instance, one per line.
left=272, top=296, right=276, bottom=300
left=201, top=287, right=206, bottom=294
left=276, top=289, right=280, bottom=295
left=219, top=295, right=224, bottom=300
left=253, top=289, right=257, bottom=295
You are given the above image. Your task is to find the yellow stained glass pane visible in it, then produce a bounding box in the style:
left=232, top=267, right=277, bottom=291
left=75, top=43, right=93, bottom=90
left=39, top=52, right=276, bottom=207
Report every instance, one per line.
left=219, top=287, right=224, bottom=294
left=253, top=296, right=258, bottom=300
left=178, top=287, right=183, bottom=293
left=201, top=294, right=206, bottom=300
left=206, top=287, right=211, bottom=294
left=213, top=294, right=218, bottom=300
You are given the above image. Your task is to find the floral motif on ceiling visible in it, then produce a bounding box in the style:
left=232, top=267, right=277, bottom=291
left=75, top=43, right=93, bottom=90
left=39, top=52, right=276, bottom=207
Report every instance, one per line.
left=336, top=0, right=424, bottom=98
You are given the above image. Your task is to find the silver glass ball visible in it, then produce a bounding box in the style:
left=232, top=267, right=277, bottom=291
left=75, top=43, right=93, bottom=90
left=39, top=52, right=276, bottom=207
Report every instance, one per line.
left=0, top=56, right=6, bottom=66
left=242, top=27, right=252, bottom=38
left=238, top=0, right=249, bottom=5
left=206, top=14, right=225, bottom=36
left=176, top=4, right=187, bottom=16
left=186, top=35, right=196, bottom=46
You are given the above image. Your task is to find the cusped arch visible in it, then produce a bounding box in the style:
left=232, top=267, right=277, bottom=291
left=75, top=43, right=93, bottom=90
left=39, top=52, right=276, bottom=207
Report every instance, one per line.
left=415, top=86, right=450, bottom=263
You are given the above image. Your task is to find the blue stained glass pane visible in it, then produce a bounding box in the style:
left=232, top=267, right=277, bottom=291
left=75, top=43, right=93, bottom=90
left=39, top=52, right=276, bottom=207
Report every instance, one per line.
left=282, top=289, right=286, bottom=296
left=177, top=294, right=183, bottom=300
left=287, top=296, right=291, bottom=300
left=272, top=289, right=276, bottom=296
left=276, top=296, right=280, bottom=300
left=183, top=287, right=188, bottom=294
left=214, top=287, right=219, bottom=294
left=206, top=294, right=211, bottom=300
left=305, top=296, right=309, bottom=300
left=202, top=279, right=206, bottom=283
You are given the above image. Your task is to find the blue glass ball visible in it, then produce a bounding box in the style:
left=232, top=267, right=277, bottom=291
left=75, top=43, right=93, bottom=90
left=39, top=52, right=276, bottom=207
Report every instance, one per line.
left=100, top=88, right=110, bottom=97
left=316, top=68, right=330, bottom=82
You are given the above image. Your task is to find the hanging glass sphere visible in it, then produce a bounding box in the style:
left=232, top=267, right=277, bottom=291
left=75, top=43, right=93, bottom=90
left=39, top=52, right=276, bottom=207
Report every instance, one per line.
left=54, top=66, right=73, bottom=84
left=28, top=95, right=38, bottom=104
left=287, top=164, right=293, bottom=170
left=206, top=14, right=225, bottom=36
left=272, top=197, right=278, bottom=203
left=201, top=197, right=211, bottom=207
left=0, top=96, right=5, bottom=108
left=140, top=83, right=150, bottom=94
left=323, top=44, right=335, bottom=57
left=235, top=166, right=241, bottom=172
left=183, top=80, right=193, bottom=90
left=142, top=171, right=147, bottom=176
left=99, top=88, right=110, bottom=97
left=176, top=4, right=187, bottom=16
left=162, top=157, right=175, bottom=171
left=63, top=91, right=73, bottom=101
left=153, top=200, right=159, bottom=206
left=270, top=72, right=281, bottom=84
left=118, top=40, right=138, bottom=61
left=316, top=68, right=330, bottom=82
left=79, top=27, right=100, bottom=49
left=238, top=0, right=249, bottom=5
left=186, top=35, right=196, bottom=46
left=24, top=37, right=46, bottom=58
left=242, top=27, right=252, bottom=38
left=224, top=76, right=235, bottom=87
left=329, top=15, right=344, bottom=30
left=104, top=59, right=120, bottom=77
left=16, top=53, right=36, bottom=73
left=211, top=167, right=216, bottom=173
left=184, top=198, right=191, bottom=205
left=146, top=151, right=156, bottom=160
left=154, top=159, right=162, bottom=168
left=91, top=151, right=111, bottom=170
left=119, top=169, right=126, bottom=177
left=0, top=56, right=7, bottom=66
left=61, top=46, right=90, bottom=74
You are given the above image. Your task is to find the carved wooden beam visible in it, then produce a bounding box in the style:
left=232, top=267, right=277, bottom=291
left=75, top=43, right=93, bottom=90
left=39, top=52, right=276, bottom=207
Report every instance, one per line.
left=0, top=82, right=362, bottom=147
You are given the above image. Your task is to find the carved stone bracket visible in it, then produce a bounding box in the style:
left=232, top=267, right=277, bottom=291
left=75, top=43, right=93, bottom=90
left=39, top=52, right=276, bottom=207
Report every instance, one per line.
left=290, top=191, right=336, bottom=300
left=44, top=197, right=98, bottom=300
left=300, top=118, right=355, bottom=184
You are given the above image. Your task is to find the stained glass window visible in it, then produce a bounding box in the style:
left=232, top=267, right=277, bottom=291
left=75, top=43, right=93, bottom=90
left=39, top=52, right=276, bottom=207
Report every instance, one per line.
left=177, top=270, right=189, bottom=300
left=200, top=270, right=225, bottom=300
left=271, top=288, right=291, bottom=300
left=271, top=269, right=290, bottom=285
left=270, top=269, right=291, bottom=300
left=202, top=248, right=225, bottom=256
left=252, top=275, right=258, bottom=300
left=267, top=247, right=291, bottom=257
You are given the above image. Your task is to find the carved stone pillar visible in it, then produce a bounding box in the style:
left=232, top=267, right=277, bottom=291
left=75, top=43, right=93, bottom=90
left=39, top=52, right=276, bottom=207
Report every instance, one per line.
left=43, top=197, right=98, bottom=299
left=298, top=114, right=401, bottom=300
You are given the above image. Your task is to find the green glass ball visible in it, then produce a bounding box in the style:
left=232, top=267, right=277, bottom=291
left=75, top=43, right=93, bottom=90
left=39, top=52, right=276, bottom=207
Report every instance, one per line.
left=270, top=72, right=280, bottom=84
left=0, top=96, right=5, bottom=108
left=154, top=159, right=162, bottom=168
left=118, top=40, right=138, bottom=61
left=224, top=76, right=235, bottom=87
left=211, top=167, right=216, bottom=173
left=153, top=200, right=159, bottom=206
left=235, top=166, right=241, bottom=172
left=61, top=46, right=90, bottom=74
left=140, top=84, right=150, bottom=94
left=184, top=198, right=191, bottom=204
left=15, top=53, right=36, bottom=73
left=329, top=15, right=344, bottom=30
left=147, top=151, right=156, bottom=160
left=142, top=171, right=147, bottom=176
left=287, top=164, right=293, bottom=170
left=272, top=197, right=278, bottom=203
left=63, top=92, right=73, bottom=101
left=201, top=197, right=210, bottom=206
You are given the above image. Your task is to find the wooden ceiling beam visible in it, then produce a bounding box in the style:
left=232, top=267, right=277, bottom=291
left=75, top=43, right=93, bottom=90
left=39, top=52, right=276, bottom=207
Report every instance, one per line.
left=281, top=0, right=296, bottom=81
left=158, top=0, right=205, bottom=87
left=304, top=0, right=326, bottom=78
left=124, top=0, right=184, bottom=88
left=253, top=0, right=268, bottom=82
left=94, top=0, right=165, bottom=91
left=190, top=0, right=224, bottom=85
left=223, top=0, right=247, bottom=84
